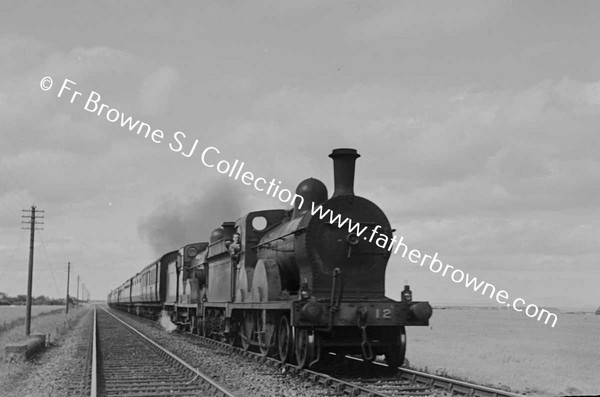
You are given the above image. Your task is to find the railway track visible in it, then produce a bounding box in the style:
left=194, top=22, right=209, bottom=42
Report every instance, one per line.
left=104, top=307, right=526, bottom=397
left=176, top=323, right=525, bottom=397
left=318, top=354, right=526, bottom=397
left=90, top=306, right=235, bottom=397
left=192, top=334, right=526, bottom=397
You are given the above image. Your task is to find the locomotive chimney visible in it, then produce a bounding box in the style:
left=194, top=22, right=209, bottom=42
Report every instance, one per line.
left=221, top=221, right=236, bottom=242
left=329, top=148, right=360, bottom=197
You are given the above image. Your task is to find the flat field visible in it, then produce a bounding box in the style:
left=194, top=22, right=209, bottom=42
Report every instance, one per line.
left=406, top=307, right=599, bottom=396
left=0, top=305, right=64, bottom=328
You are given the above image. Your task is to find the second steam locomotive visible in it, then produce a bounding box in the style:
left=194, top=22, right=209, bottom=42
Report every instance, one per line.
left=108, top=148, right=432, bottom=368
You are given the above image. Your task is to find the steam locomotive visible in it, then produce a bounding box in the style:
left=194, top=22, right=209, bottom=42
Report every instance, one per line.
left=108, top=148, right=432, bottom=368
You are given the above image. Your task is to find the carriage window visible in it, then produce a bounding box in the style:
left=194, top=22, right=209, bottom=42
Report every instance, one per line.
left=252, top=216, right=267, bottom=231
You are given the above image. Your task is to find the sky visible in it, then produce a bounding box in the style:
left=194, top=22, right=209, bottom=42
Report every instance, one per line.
left=0, top=1, right=598, bottom=311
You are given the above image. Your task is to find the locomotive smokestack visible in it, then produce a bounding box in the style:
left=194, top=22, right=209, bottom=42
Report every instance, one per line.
left=329, top=148, right=360, bottom=197
left=221, top=222, right=236, bottom=242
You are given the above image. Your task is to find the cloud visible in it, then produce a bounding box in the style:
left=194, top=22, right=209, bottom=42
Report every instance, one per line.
left=348, top=2, right=502, bottom=41
left=0, top=35, right=191, bottom=216
left=0, top=42, right=137, bottom=124
left=0, top=36, right=140, bottom=161
left=138, top=65, right=180, bottom=115
left=245, top=78, right=600, bottom=214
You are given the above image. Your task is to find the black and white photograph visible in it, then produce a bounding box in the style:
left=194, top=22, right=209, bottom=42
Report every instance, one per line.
left=0, top=1, right=598, bottom=396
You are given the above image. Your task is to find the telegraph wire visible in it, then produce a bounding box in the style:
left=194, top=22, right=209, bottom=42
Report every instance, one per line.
left=38, top=230, right=62, bottom=298
left=0, top=229, right=27, bottom=282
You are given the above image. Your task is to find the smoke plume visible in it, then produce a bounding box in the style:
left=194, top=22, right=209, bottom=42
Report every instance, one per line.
left=138, top=182, right=243, bottom=255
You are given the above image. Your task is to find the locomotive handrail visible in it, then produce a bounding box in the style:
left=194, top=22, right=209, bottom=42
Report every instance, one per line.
left=189, top=262, right=207, bottom=270
left=251, top=228, right=306, bottom=250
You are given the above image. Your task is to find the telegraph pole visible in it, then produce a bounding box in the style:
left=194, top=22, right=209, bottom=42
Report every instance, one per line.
left=76, top=274, right=79, bottom=306
left=66, top=261, right=71, bottom=314
left=21, top=205, right=44, bottom=336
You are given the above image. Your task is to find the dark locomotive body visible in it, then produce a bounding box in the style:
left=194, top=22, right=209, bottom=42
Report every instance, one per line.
left=108, top=148, right=432, bottom=368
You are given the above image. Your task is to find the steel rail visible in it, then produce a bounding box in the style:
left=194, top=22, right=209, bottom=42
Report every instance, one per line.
left=98, top=306, right=236, bottom=397
left=90, top=305, right=97, bottom=397
left=396, top=366, right=526, bottom=397
left=344, top=355, right=527, bottom=397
